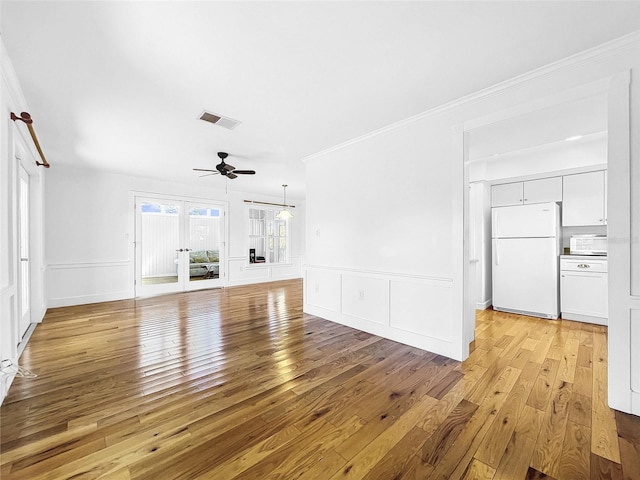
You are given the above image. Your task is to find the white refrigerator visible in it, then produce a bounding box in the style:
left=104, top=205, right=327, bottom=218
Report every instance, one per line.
left=492, top=202, right=561, bottom=319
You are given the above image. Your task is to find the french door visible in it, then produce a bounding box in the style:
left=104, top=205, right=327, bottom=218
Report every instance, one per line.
left=134, top=196, right=225, bottom=296
left=18, top=164, right=31, bottom=339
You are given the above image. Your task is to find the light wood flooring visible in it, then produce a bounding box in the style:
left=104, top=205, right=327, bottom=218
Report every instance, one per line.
left=1, top=279, right=639, bottom=479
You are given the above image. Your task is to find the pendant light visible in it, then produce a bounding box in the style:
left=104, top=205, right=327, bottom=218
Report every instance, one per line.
left=276, top=184, right=294, bottom=219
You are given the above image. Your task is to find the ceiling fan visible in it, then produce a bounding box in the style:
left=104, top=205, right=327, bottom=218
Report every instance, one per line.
left=193, top=152, right=256, bottom=179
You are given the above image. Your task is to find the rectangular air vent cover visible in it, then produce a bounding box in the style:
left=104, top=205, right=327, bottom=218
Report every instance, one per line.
left=199, top=111, right=241, bottom=130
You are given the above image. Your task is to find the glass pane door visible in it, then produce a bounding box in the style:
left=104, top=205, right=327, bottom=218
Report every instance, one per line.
left=185, top=203, right=224, bottom=290
left=18, top=164, right=30, bottom=338
left=135, top=197, right=225, bottom=296
left=135, top=199, right=184, bottom=296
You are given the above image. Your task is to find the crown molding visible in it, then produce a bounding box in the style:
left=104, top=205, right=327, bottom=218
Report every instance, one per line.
left=1, top=36, right=30, bottom=112
left=302, top=30, right=640, bottom=164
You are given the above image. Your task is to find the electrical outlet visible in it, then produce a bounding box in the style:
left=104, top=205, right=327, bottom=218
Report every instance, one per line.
left=358, top=290, right=365, bottom=300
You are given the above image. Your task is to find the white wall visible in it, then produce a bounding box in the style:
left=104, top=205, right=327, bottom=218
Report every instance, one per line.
left=305, top=116, right=458, bottom=358
left=304, top=33, right=640, bottom=363
left=44, top=165, right=304, bottom=307
left=1, top=40, right=47, bottom=404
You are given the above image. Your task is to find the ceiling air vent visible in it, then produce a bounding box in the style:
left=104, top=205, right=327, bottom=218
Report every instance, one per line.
left=198, top=110, right=241, bottom=130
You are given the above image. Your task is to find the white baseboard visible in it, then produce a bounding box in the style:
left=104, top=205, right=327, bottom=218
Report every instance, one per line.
left=476, top=299, right=492, bottom=310
left=561, top=311, right=607, bottom=326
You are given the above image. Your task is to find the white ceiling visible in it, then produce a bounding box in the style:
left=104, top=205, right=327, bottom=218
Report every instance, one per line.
left=2, top=1, right=640, bottom=199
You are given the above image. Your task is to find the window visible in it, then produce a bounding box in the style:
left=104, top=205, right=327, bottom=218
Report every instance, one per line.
left=248, top=207, right=289, bottom=264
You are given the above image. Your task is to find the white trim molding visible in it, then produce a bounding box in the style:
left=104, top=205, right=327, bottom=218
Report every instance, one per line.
left=303, top=265, right=459, bottom=360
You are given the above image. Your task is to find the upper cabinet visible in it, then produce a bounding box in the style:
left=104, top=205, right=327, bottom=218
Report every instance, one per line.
left=491, top=182, right=523, bottom=207
left=562, top=171, right=606, bottom=226
left=491, top=170, right=607, bottom=227
left=524, top=177, right=563, bottom=204
left=491, top=176, right=562, bottom=207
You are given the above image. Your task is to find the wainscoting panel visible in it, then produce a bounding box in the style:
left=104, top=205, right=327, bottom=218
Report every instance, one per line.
left=227, top=256, right=302, bottom=287
left=270, top=258, right=302, bottom=280
left=304, top=268, right=341, bottom=313
left=0, top=285, right=18, bottom=404
left=303, top=266, right=459, bottom=359
left=631, top=308, right=640, bottom=394
left=389, top=278, right=453, bottom=342
left=341, top=274, right=389, bottom=325
left=47, top=261, right=132, bottom=308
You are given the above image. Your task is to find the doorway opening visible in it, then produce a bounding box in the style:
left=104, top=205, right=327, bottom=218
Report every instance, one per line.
left=134, top=196, right=227, bottom=297
left=458, top=78, right=612, bottom=357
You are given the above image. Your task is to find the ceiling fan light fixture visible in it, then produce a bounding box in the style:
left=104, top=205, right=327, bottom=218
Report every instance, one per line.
left=277, top=184, right=294, bottom=219
left=276, top=209, right=294, bottom=220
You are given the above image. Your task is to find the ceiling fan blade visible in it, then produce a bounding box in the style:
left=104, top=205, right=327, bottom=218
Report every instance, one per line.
left=199, top=173, right=218, bottom=178
left=193, top=168, right=217, bottom=172
left=232, top=170, right=256, bottom=175
left=227, top=173, right=238, bottom=179
left=224, top=164, right=235, bottom=172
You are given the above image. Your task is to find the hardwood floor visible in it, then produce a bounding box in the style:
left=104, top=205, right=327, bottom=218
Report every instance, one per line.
left=1, top=279, right=639, bottom=479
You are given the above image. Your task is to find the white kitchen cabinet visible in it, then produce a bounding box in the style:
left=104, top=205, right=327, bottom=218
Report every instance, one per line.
left=562, top=171, right=606, bottom=226
left=491, top=177, right=562, bottom=207
left=523, top=177, right=563, bottom=204
left=491, top=182, right=523, bottom=207
left=560, top=255, right=607, bottom=325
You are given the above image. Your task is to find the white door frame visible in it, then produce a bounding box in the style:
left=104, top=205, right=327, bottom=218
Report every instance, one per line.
left=605, top=71, right=638, bottom=415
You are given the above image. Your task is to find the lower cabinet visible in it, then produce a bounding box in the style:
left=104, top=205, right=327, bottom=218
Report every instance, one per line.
left=560, top=255, right=607, bottom=325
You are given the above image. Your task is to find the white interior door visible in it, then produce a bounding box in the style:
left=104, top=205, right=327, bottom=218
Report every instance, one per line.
left=135, top=198, right=183, bottom=296
left=18, top=164, right=31, bottom=339
left=184, top=202, right=224, bottom=291
left=135, top=197, right=225, bottom=296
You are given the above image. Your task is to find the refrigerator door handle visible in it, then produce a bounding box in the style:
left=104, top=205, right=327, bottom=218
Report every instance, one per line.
left=494, top=239, right=499, bottom=266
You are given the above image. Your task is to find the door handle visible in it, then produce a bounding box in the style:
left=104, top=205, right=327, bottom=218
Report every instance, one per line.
left=176, top=249, right=184, bottom=252
left=20, top=257, right=29, bottom=261
left=184, top=248, right=192, bottom=252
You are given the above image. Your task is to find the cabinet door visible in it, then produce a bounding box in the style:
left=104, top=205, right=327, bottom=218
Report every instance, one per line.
left=491, top=182, right=523, bottom=207
left=524, top=177, right=562, bottom=204
left=562, top=171, right=605, bottom=226
left=560, top=272, right=608, bottom=319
